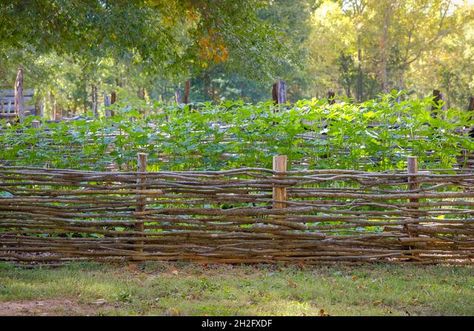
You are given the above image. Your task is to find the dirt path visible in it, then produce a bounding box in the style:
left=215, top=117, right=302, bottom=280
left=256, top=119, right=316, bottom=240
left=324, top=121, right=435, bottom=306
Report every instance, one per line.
left=0, top=299, right=114, bottom=316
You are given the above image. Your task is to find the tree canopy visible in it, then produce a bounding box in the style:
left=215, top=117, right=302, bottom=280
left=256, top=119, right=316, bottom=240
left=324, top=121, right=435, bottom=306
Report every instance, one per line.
left=0, top=0, right=473, bottom=116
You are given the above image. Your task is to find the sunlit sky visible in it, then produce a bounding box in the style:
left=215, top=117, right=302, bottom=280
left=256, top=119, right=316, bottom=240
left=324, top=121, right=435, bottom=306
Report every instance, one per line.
left=454, top=0, right=474, bottom=5
left=334, top=0, right=474, bottom=17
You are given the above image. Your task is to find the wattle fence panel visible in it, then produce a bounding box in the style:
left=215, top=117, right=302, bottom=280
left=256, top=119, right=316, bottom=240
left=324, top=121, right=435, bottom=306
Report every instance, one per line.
left=0, top=165, right=473, bottom=264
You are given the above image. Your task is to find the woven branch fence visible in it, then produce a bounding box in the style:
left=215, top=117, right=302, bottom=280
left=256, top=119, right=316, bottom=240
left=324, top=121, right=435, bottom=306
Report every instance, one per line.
left=0, top=155, right=473, bottom=264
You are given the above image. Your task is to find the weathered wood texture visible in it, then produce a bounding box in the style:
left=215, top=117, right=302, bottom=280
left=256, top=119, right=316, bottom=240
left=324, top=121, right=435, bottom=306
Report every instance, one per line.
left=272, top=155, right=287, bottom=209
left=184, top=80, right=191, bottom=104
left=0, top=166, right=472, bottom=264
left=468, top=96, right=474, bottom=112
left=327, top=90, right=336, bottom=105
left=14, top=69, right=24, bottom=120
left=272, top=80, right=287, bottom=105
left=0, top=89, right=35, bottom=117
left=431, top=89, right=444, bottom=117
left=135, top=153, right=147, bottom=254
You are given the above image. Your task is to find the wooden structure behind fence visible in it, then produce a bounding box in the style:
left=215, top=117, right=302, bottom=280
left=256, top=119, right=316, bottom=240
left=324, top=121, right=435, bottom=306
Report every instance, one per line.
left=0, top=157, right=473, bottom=264
left=0, top=89, right=36, bottom=119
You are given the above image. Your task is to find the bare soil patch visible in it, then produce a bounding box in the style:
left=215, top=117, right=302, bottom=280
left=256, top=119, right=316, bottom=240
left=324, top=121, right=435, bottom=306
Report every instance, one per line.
left=0, top=299, right=114, bottom=316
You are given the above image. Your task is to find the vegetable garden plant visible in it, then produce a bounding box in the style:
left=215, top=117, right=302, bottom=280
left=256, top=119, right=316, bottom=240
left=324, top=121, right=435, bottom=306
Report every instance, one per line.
left=1, top=91, right=473, bottom=172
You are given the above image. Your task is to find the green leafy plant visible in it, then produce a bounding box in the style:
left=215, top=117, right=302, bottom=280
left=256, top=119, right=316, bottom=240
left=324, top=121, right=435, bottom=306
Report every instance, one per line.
left=1, top=93, right=472, bottom=172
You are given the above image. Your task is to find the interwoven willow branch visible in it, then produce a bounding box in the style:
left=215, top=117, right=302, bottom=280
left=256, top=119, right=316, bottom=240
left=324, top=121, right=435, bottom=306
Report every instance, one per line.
left=0, top=166, right=473, bottom=264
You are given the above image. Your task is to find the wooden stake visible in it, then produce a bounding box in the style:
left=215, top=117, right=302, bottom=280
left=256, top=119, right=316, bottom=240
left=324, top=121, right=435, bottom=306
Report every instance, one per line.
left=407, top=156, right=419, bottom=209
left=184, top=79, right=191, bottom=104
left=14, top=68, right=24, bottom=121
left=272, top=83, right=278, bottom=105
left=31, top=120, right=40, bottom=128
left=327, top=90, right=336, bottom=105
left=135, top=153, right=147, bottom=256
left=273, top=155, right=288, bottom=209
left=431, top=89, right=444, bottom=118
left=272, top=80, right=287, bottom=107
left=406, top=156, right=419, bottom=256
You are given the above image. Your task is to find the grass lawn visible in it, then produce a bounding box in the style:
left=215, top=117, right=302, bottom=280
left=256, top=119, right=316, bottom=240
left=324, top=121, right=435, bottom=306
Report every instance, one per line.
left=0, top=261, right=472, bottom=316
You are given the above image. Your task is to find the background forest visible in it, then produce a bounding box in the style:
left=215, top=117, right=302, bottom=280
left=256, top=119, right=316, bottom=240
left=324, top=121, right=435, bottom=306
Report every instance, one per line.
left=1, top=0, right=473, bottom=118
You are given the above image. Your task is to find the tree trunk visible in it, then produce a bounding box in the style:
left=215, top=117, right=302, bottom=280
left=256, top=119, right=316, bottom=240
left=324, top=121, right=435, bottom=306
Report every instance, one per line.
left=468, top=96, right=474, bottom=111
left=91, top=85, right=98, bottom=118
left=137, top=87, right=145, bottom=99
left=184, top=79, right=191, bottom=104
left=356, top=46, right=363, bottom=102
left=104, top=93, right=112, bottom=117
left=467, top=97, right=474, bottom=138
left=379, top=3, right=393, bottom=93
left=175, top=89, right=181, bottom=104
left=203, top=71, right=211, bottom=100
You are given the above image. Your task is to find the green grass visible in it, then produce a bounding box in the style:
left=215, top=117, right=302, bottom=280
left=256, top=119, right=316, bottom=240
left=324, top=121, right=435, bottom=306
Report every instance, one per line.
left=0, top=261, right=472, bottom=316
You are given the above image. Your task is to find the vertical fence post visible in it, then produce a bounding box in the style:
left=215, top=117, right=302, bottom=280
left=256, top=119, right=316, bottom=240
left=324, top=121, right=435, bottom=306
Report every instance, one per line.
left=406, top=156, right=419, bottom=257
left=273, top=155, right=288, bottom=209
left=184, top=79, right=191, bottom=104
left=135, top=153, right=147, bottom=257
left=431, top=89, right=444, bottom=118
left=272, top=80, right=287, bottom=109
left=327, top=90, right=336, bottom=105
left=14, top=68, right=24, bottom=121
left=277, top=80, right=287, bottom=104
left=272, top=83, right=278, bottom=105
left=468, top=96, right=474, bottom=111
left=31, top=120, right=40, bottom=128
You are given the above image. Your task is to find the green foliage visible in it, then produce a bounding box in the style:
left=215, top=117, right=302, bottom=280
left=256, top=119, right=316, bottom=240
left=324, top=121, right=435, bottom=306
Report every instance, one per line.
left=2, top=1, right=472, bottom=112
left=0, top=0, right=287, bottom=89
left=309, top=0, right=474, bottom=107
left=1, top=93, right=472, bottom=171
